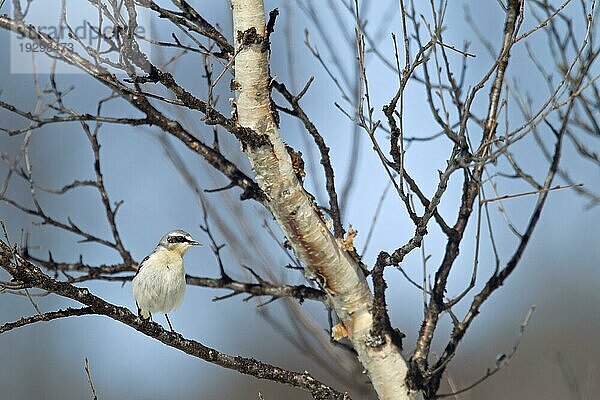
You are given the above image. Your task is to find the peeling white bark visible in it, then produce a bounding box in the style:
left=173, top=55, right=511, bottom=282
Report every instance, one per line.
left=231, top=2, right=422, bottom=399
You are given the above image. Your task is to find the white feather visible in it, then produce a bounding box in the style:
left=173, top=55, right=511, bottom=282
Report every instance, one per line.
left=132, top=235, right=194, bottom=320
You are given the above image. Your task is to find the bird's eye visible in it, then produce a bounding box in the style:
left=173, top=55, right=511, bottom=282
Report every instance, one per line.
left=167, top=236, right=187, bottom=244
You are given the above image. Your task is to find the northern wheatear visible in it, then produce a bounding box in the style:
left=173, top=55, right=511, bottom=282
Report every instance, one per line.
left=132, top=230, right=200, bottom=331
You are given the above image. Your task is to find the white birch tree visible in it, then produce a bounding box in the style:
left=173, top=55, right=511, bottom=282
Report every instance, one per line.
left=1, top=0, right=598, bottom=399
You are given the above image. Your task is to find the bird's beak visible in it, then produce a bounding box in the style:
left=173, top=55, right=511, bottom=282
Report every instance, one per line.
left=188, top=240, right=201, bottom=246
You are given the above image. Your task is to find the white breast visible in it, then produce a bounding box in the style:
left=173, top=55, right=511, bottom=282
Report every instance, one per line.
left=132, top=249, right=187, bottom=314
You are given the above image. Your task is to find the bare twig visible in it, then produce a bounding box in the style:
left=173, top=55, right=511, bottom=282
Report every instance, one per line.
left=84, top=358, right=99, bottom=400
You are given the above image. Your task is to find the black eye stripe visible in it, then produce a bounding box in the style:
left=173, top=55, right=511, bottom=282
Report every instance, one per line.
left=167, top=236, right=189, bottom=244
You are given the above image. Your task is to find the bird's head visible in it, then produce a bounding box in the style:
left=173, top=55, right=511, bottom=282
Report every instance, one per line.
left=158, top=230, right=201, bottom=255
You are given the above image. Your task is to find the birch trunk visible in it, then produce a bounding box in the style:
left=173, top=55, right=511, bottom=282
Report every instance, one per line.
left=231, top=2, right=421, bottom=399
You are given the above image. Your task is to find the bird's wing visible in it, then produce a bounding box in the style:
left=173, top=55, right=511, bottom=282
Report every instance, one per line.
left=135, top=254, right=151, bottom=278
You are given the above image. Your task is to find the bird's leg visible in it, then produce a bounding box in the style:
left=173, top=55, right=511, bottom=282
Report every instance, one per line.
left=165, top=314, right=174, bottom=332
left=137, top=305, right=151, bottom=322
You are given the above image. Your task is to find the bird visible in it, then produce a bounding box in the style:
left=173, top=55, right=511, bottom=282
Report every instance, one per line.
left=132, top=229, right=201, bottom=331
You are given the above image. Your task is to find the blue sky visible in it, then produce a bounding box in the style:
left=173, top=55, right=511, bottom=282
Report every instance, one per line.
left=1, top=1, right=599, bottom=399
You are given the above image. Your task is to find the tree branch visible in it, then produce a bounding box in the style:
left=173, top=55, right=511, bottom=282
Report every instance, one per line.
left=230, top=2, right=420, bottom=399
left=1, top=307, right=95, bottom=334
left=0, top=13, right=265, bottom=203
left=411, top=0, right=523, bottom=393
left=0, top=241, right=347, bottom=400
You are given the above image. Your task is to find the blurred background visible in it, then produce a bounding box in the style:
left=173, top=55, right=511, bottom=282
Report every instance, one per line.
left=1, top=1, right=599, bottom=399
